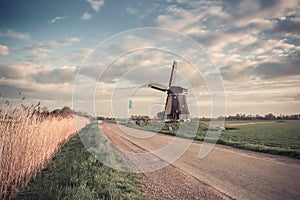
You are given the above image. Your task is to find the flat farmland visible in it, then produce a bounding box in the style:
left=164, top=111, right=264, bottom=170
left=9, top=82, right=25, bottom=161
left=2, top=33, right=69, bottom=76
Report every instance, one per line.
left=126, top=120, right=300, bottom=158
left=103, top=123, right=300, bottom=200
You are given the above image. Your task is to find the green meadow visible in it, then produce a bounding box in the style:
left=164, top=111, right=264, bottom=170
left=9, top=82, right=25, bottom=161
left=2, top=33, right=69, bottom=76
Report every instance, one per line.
left=126, top=120, right=300, bottom=159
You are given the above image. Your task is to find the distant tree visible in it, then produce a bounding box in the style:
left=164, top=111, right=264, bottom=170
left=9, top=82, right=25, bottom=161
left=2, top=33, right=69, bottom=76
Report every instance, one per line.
left=217, top=116, right=225, bottom=120
left=51, top=109, right=61, bottom=117
left=60, top=106, right=73, bottom=117
left=235, top=113, right=241, bottom=120
left=255, top=114, right=263, bottom=120
left=97, top=116, right=105, bottom=120
left=40, top=106, right=50, bottom=118
left=225, top=113, right=300, bottom=121
left=157, top=111, right=165, bottom=120
left=265, top=113, right=275, bottom=120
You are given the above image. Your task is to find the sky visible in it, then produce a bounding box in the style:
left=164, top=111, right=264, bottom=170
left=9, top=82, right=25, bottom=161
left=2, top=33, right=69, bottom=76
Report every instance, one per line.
left=0, top=0, right=300, bottom=118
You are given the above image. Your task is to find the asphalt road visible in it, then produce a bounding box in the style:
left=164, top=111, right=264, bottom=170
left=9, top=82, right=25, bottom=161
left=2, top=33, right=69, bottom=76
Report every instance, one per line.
left=102, top=123, right=300, bottom=200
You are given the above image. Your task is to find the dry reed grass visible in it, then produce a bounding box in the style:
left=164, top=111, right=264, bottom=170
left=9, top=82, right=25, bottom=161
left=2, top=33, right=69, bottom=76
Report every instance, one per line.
left=0, top=101, right=90, bottom=199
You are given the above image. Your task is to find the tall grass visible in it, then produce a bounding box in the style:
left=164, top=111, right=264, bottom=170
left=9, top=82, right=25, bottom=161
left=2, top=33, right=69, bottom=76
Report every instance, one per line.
left=0, top=101, right=89, bottom=199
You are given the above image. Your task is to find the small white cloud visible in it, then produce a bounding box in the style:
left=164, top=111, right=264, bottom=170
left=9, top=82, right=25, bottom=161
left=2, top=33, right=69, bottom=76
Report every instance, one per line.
left=66, top=37, right=80, bottom=43
left=0, top=44, right=9, bottom=55
left=20, top=37, right=81, bottom=54
left=126, top=6, right=138, bottom=15
left=81, top=12, right=93, bottom=20
left=176, top=0, right=187, bottom=3
left=49, top=15, right=67, bottom=24
left=86, top=0, right=105, bottom=12
left=49, top=37, right=80, bottom=47
left=0, top=29, right=30, bottom=41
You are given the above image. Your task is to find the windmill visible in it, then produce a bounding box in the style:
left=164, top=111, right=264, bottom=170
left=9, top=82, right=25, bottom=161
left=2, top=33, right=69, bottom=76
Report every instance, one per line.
left=148, top=61, right=190, bottom=122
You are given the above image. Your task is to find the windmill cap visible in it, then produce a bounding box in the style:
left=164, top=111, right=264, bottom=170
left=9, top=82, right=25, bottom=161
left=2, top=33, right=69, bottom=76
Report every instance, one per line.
left=168, top=86, right=188, bottom=94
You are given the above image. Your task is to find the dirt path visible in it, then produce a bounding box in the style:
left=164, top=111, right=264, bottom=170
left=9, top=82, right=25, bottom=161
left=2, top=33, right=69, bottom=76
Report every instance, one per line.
left=100, top=123, right=230, bottom=200
left=100, top=123, right=300, bottom=200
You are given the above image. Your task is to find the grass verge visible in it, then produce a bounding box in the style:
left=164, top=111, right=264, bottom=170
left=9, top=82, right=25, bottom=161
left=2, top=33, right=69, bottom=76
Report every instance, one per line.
left=15, top=122, right=147, bottom=200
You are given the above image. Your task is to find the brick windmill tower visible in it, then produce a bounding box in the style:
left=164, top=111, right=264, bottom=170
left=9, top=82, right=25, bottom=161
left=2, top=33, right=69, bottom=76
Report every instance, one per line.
left=148, top=61, right=190, bottom=122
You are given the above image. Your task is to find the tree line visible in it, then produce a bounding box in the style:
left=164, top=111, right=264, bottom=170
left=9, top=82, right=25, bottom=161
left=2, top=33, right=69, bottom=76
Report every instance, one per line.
left=214, top=113, right=300, bottom=121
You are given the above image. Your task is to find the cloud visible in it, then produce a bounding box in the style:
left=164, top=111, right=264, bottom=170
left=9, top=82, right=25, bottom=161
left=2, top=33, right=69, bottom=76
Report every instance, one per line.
left=26, top=51, right=49, bottom=63
left=0, top=44, right=9, bottom=55
left=32, top=66, right=77, bottom=84
left=0, top=80, right=74, bottom=104
left=0, top=63, right=77, bottom=85
left=266, top=17, right=300, bottom=36
left=0, top=63, right=38, bottom=79
left=66, top=37, right=80, bottom=43
left=155, top=5, right=205, bottom=33
left=49, top=15, right=68, bottom=24
left=0, top=84, right=34, bottom=99
left=63, top=48, right=93, bottom=63
left=8, top=38, right=83, bottom=70
left=81, top=11, right=93, bottom=20
left=86, top=0, right=105, bottom=12
left=154, top=0, right=300, bottom=45
left=152, top=0, right=300, bottom=80
left=231, top=0, right=299, bottom=25
left=22, top=37, right=80, bottom=53
left=0, top=29, right=30, bottom=41
left=0, top=62, right=78, bottom=109
left=253, top=56, right=300, bottom=79
left=126, top=6, right=138, bottom=15
left=220, top=52, right=300, bottom=83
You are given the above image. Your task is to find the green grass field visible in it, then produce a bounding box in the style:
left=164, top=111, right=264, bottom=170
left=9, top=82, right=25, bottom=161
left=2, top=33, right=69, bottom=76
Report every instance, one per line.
left=15, top=122, right=147, bottom=200
left=126, top=120, right=300, bottom=159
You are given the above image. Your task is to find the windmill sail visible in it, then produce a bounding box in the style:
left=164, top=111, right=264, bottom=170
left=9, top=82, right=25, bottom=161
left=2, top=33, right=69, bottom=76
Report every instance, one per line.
left=148, top=83, right=167, bottom=92
left=168, top=61, right=176, bottom=88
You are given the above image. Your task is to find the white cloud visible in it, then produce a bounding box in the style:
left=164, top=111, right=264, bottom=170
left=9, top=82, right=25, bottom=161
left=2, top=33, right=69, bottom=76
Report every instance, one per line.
left=81, top=11, right=93, bottom=20
left=284, top=33, right=300, bottom=40
left=27, top=37, right=80, bottom=50
left=155, top=5, right=205, bottom=32
left=27, top=52, right=49, bottom=63
left=0, top=29, right=30, bottom=41
left=14, top=37, right=81, bottom=63
left=0, top=63, right=77, bottom=85
left=126, top=6, right=138, bottom=15
left=254, top=39, right=297, bottom=55
left=0, top=44, right=9, bottom=55
left=32, top=66, right=77, bottom=84
left=63, top=48, right=93, bottom=63
left=0, top=63, right=40, bottom=79
left=240, top=35, right=258, bottom=46
left=0, top=75, right=74, bottom=107
left=66, top=37, right=80, bottom=43
left=154, top=0, right=300, bottom=76
left=176, top=0, right=188, bottom=4
left=86, top=0, right=105, bottom=12
left=234, top=0, right=299, bottom=23
left=49, top=15, right=68, bottom=24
